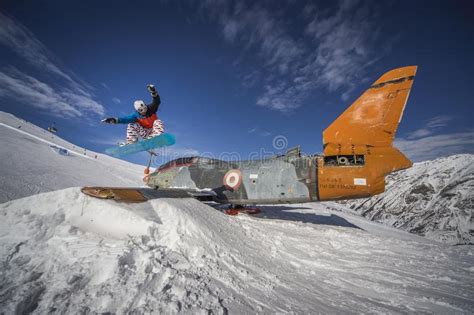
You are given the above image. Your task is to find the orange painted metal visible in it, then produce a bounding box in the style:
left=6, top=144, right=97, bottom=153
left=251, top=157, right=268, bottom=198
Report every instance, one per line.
left=318, top=66, right=417, bottom=201
left=81, top=187, right=147, bottom=202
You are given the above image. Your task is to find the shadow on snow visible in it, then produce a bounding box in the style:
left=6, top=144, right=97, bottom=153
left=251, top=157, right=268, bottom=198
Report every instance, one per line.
left=255, top=205, right=363, bottom=230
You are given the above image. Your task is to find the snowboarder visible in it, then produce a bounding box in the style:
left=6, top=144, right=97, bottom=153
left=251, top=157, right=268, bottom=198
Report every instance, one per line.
left=102, top=84, right=164, bottom=145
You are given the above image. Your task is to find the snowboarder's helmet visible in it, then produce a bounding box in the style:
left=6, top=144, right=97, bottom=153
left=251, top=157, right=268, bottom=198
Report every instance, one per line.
left=134, top=100, right=147, bottom=114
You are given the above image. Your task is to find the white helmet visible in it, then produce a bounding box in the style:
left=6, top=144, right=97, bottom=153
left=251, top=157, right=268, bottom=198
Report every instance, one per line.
left=134, top=100, right=147, bottom=114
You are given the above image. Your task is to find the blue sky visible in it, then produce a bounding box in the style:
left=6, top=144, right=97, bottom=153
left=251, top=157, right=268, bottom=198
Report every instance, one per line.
left=0, top=0, right=473, bottom=166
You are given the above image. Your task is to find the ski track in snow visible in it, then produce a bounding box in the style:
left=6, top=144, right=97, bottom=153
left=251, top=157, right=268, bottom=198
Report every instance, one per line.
left=0, top=111, right=473, bottom=313
left=0, top=123, right=94, bottom=160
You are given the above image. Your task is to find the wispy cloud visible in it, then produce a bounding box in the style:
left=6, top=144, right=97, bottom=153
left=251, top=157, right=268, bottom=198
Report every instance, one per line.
left=201, top=0, right=387, bottom=112
left=0, top=13, right=74, bottom=83
left=0, top=69, right=82, bottom=117
left=305, top=0, right=383, bottom=101
left=101, top=82, right=111, bottom=92
left=248, top=126, right=272, bottom=137
left=0, top=12, right=105, bottom=118
left=424, top=115, right=453, bottom=129
left=406, top=115, right=454, bottom=139
left=241, top=70, right=261, bottom=88
left=395, top=131, right=474, bottom=162
left=394, top=115, right=473, bottom=161
left=102, top=82, right=122, bottom=106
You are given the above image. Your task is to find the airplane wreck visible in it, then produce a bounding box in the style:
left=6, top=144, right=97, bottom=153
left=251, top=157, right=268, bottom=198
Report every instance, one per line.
left=83, top=66, right=418, bottom=208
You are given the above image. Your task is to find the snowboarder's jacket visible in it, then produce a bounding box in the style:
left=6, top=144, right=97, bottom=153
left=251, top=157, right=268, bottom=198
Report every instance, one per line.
left=117, top=94, right=161, bottom=129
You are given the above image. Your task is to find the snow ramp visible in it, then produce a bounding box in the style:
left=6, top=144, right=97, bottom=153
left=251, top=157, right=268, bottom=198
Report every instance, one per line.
left=1, top=188, right=473, bottom=313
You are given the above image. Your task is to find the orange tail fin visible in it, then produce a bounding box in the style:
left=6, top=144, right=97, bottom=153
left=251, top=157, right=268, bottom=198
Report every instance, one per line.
left=323, top=66, right=417, bottom=172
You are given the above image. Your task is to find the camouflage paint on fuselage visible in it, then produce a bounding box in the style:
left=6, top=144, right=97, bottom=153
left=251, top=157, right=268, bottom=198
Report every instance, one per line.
left=147, top=154, right=318, bottom=204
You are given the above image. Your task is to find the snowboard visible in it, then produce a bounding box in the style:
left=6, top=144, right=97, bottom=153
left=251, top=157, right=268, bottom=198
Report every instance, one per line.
left=105, top=133, right=175, bottom=157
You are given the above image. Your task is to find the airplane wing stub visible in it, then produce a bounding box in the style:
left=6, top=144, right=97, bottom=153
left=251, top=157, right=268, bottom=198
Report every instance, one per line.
left=81, top=187, right=198, bottom=203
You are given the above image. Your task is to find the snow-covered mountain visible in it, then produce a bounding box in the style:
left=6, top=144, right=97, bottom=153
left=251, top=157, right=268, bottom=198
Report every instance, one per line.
left=1, top=112, right=473, bottom=313
left=341, top=155, right=474, bottom=245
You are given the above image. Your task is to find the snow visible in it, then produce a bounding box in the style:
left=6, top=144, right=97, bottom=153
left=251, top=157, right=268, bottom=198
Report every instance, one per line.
left=0, top=112, right=145, bottom=203
left=1, top=111, right=473, bottom=313
left=1, top=189, right=473, bottom=313
left=342, top=154, right=474, bottom=245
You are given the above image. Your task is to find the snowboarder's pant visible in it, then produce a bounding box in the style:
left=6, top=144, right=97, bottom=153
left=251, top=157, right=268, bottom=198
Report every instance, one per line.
left=126, top=119, right=164, bottom=143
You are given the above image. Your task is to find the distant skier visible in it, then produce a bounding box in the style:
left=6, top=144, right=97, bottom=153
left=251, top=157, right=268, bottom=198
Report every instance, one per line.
left=102, top=84, right=164, bottom=145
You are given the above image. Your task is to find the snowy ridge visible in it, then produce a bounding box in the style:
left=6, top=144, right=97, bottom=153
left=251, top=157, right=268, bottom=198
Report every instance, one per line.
left=1, top=188, right=473, bottom=313
left=0, top=111, right=145, bottom=203
left=342, top=154, right=474, bottom=245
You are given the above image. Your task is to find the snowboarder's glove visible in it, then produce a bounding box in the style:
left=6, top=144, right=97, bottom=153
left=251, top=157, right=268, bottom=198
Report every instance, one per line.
left=147, top=84, right=158, bottom=97
left=102, top=117, right=118, bottom=124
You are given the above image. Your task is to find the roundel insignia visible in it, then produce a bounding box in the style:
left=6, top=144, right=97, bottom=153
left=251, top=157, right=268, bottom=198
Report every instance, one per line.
left=223, top=169, right=243, bottom=190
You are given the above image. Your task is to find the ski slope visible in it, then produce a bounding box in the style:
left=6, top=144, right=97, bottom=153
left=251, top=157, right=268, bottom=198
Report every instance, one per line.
left=0, top=112, right=144, bottom=203
left=0, top=111, right=473, bottom=313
